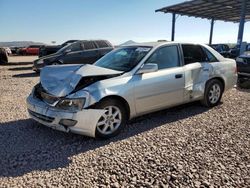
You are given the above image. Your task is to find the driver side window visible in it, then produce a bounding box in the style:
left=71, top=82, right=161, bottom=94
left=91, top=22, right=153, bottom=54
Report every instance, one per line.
left=146, top=45, right=180, bottom=70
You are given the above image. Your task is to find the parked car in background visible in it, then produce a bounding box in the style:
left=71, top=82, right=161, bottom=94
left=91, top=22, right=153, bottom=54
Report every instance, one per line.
left=236, top=51, right=250, bottom=88
left=16, top=47, right=26, bottom=55
left=10, top=47, right=20, bottom=55
left=25, top=45, right=43, bottom=55
left=27, top=42, right=237, bottom=138
left=18, top=45, right=43, bottom=56
left=3, top=47, right=12, bottom=55
left=210, top=44, right=231, bottom=58
left=33, top=40, right=113, bottom=72
left=0, top=48, right=8, bottom=64
left=39, top=40, right=78, bottom=57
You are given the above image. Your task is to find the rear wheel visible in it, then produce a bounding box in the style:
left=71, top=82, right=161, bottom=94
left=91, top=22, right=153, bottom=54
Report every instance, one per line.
left=202, top=79, right=223, bottom=107
left=95, top=99, right=127, bottom=139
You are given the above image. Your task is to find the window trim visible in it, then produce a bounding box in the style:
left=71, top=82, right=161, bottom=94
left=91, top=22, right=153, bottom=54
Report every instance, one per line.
left=144, top=44, right=182, bottom=71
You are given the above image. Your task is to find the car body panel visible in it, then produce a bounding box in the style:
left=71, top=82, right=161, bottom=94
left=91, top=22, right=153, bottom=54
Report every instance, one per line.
left=27, top=42, right=237, bottom=137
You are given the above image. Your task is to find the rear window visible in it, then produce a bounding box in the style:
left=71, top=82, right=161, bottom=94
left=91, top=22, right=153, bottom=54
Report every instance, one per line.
left=95, top=41, right=110, bottom=48
left=182, top=44, right=207, bottom=65
left=202, top=47, right=218, bottom=62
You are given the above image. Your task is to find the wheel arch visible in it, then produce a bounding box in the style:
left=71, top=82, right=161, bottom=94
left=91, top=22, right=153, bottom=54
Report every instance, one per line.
left=97, top=95, right=131, bottom=120
left=206, top=77, right=225, bottom=92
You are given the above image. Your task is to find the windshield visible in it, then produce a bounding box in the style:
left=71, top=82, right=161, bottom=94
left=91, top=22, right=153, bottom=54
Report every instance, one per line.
left=94, top=46, right=152, bottom=72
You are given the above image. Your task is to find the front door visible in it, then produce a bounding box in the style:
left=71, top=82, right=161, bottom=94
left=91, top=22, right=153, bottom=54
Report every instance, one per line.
left=133, top=45, right=185, bottom=115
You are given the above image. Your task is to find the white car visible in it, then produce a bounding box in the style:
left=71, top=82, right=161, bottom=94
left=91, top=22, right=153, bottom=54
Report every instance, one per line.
left=3, top=47, right=12, bottom=55
left=27, top=42, right=237, bottom=138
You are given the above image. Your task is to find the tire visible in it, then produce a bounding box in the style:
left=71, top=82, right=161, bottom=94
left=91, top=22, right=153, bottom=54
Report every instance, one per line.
left=202, top=79, right=223, bottom=107
left=94, top=99, right=127, bottom=139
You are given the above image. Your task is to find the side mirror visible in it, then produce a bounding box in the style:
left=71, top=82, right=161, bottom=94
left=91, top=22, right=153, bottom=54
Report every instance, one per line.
left=137, top=63, right=158, bottom=74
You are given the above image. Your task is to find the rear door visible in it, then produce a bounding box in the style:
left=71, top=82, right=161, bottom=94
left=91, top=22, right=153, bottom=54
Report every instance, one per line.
left=181, top=44, right=218, bottom=101
left=134, top=45, right=185, bottom=115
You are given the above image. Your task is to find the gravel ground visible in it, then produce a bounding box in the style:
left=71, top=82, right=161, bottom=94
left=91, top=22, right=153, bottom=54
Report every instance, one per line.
left=0, top=56, right=249, bottom=187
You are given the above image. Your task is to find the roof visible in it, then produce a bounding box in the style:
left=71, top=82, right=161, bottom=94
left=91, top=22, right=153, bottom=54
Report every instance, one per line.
left=121, top=41, right=210, bottom=48
left=121, top=41, right=177, bottom=48
left=156, top=0, right=250, bottom=22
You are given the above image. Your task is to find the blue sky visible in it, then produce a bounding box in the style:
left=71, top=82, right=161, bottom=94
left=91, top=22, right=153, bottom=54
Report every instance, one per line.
left=0, top=0, right=249, bottom=45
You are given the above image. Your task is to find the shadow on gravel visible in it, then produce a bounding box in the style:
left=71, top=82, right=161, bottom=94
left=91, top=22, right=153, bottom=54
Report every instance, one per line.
left=0, top=102, right=210, bottom=177
left=9, top=66, right=33, bottom=71
left=12, top=72, right=39, bottom=78
left=0, top=62, right=33, bottom=66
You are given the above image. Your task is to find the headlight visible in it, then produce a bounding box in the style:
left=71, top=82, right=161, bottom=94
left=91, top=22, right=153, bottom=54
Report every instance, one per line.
left=36, top=59, right=44, bottom=65
left=56, top=98, right=86, bottom=111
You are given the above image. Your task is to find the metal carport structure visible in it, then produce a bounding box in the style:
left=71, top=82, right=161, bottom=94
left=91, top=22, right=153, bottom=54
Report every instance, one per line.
left=156, top=0, right=250, bottom=53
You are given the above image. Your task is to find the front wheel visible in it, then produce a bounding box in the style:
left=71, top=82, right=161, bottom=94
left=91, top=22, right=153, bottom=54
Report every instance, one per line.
left=202, top=79, right=223, bottom=107
left=95, top=99, right=127, bottom=139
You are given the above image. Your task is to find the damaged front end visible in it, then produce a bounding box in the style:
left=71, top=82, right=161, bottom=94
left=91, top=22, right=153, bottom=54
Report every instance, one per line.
left=27, top=64, right=122, bottom=137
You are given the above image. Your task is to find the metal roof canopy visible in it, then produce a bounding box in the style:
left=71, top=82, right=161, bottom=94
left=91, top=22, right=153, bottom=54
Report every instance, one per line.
left=156, top=0, right=249, bottom=53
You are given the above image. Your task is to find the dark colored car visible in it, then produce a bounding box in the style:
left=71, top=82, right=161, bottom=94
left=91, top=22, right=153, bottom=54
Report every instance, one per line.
left=210, top=44, right=231, bottom=58
left=39, top=40, right=78, bottom=57
left=236, top=51, right=250, bottom=88
left=0, top=48, right=8, bottom=64
left=33, top=40, right=113, bottom=72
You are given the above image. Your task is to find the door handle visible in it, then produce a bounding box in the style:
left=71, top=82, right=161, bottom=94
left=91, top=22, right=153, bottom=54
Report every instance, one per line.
left=175, top=74, right=183, bottom=79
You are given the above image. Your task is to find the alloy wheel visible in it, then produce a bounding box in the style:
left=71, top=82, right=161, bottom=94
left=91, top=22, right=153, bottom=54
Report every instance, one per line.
left=208, top=83, right=221, bottom=104
left=96, top=106, right=122, bottom=135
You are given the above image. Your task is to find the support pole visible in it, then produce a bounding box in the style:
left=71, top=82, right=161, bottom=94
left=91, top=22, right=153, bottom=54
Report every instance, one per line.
left=237, top=0, right=246, bottom=54
left=209, top=18, right=214, bottom=45
left=171, top=13, right=176, bottom=41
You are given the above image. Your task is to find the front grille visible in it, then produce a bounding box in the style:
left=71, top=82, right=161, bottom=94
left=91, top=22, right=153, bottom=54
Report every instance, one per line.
left=28, top=109, right=55, bottom=123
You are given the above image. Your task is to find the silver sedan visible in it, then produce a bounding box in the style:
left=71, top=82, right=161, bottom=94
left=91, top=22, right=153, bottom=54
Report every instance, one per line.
left=27, top=42, right=237, bottom=138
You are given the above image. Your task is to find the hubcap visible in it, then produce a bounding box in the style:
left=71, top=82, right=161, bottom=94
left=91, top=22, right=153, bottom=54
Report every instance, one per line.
left=208, top=83, right=221, bottom=104
left=96, top=106, right=122, bottom=135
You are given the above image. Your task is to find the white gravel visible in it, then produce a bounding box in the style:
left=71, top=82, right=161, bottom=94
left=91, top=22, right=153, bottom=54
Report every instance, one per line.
left=0, top=56, right=249, bottom=187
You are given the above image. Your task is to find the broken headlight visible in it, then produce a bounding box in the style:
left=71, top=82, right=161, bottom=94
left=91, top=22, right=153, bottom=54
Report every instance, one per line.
left=56, top=98, right=86, bottom=111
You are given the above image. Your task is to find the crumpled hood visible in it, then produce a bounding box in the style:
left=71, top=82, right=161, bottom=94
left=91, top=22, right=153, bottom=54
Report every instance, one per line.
left=40, top=64, right=122, bottom=97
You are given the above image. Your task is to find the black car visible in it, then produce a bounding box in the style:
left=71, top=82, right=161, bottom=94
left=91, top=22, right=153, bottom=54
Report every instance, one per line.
left=210, top=44, right=231, bottom=58
left=236, top=51, right=250, bottom=88
left=33, top=40, right=113, bottom=72
left=0, top=48, right=8, bottom=64
left=39, top=40, right=78, bottom=57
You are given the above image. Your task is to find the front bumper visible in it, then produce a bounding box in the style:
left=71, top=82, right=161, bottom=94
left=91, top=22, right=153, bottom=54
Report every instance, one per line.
left=26, top=94, right=105, bottom=137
